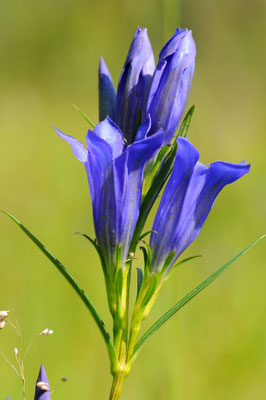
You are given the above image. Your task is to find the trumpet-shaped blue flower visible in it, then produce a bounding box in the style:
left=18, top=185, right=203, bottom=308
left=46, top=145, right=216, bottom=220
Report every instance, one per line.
left=115, top=27, right=155, bottom=144
left=150, top=137, right=250, bottom=274
left=99, top=27, right=195, bottom=146
left=55, top=118, right=163, bottom=268
left=34, top=364, right=51, bottom=400
left=146, top=28, right=196, bottom=144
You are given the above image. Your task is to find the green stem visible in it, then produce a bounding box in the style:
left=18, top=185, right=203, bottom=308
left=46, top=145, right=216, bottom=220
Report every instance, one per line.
left=109, top=371, right=127, bottom=400
left=127, top=322, right=141, bottom=362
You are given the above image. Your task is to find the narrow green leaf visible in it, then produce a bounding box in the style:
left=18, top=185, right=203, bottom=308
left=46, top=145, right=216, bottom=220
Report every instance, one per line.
left=138, top=241, right=152, bottom=271
left=136, top=268, right=143, bottom=299
left=75, top=232, right=106, bottom=273
left=72, top=104, right=95, bottom=129
left=137, top=230, right=157, bottom=242
left=141, top=274, right=158, bottom=308
left=1, top=210, right=117, bottom=366
left=130, top=141, right=177, bottom=252
left=172, top=255, right=202, bottom=270
left=153, top=145, right=172, bottom=171
left=142, top=145, right=171, bottom=197
left=132, top=235, right=265, bottom=358
left=139, top=246, right=148, bottom=267
left=179, top=105, right=195, bottom=138
left=160, top=250, right=176, bottom=276
left=166, top=255, right=202, bottom=280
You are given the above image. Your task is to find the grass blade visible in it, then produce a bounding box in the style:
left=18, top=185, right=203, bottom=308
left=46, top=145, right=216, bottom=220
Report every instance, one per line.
left=132, top=235, right=265, bottom=359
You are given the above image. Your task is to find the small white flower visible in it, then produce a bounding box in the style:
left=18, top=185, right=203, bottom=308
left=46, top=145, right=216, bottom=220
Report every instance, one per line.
left=40, top=328, right=54, bottom=336
left=0, top=311, right=9, bottom=318
left=40, top=384, right=49, bottom=391
left=14, top=347, right=18, bottom=355
left=0, top=320, right=6, bottom=329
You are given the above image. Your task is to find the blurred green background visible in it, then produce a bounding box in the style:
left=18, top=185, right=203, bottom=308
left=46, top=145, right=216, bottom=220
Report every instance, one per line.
left=1, top=0, right=266, bottom=398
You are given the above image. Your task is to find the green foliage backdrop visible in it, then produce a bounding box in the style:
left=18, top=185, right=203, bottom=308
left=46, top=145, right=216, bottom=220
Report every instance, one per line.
left=0, top=0, right=266, bottom=398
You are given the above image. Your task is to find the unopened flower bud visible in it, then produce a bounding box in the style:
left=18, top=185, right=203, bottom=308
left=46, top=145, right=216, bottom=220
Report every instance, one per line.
left=116, top=27, right=155, bottom=144
left=61, top=377, right=68, bottom=382
left=146, top=28, right=196, bottom=144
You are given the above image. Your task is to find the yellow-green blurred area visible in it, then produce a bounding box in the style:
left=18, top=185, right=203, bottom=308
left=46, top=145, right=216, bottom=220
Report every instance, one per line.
left=1, top=0, right=266, bottom=398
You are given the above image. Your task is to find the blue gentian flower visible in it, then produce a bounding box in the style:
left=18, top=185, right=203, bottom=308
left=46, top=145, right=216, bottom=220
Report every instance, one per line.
left=115, top=27, right=155, bottom=144
left=149, top=137, right=250, bottom=274
left=55, top=118, right=163, bottom=269
left=34, top=364, right=51, bottom=400
left=99, top=27, right=195, bottom=145
left=146, top=28, right=196, bottom=144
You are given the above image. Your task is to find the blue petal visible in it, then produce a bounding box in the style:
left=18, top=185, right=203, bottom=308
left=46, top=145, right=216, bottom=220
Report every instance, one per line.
left=34, top=364, right=51, bottom=400
left=150, top=138, right=250, bottom=273
left=56, top=117, right=163, bottom=267
left=86, top=125, right=119, bottom=266
left=146, top=29, right=196, bottom=144
left=134, top=114, right=152, bottom=142
left=55, top=126, right=96, bottom=203
left=54, top=126, right=87, bottom=162
left=159, top=28, right=193, bottom=60
left=150, top=137, right=199, bottom=269
left=87, top=117, right=125, bottom=159
left=98, top=57, right=116, bottom=122
left=172, top=160, right=250, bottom=258
left=116, top=27, right=155, bottom=144
left=115, top=131, right=164, bottom=260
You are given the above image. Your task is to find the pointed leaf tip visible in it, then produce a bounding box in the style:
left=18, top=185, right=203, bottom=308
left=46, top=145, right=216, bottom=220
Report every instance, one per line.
left=178, top=105, right=195, bottom=138
left=72, top=104, right=95, bottom=128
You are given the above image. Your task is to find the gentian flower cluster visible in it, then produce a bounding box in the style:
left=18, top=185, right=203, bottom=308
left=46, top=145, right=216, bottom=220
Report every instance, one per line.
left=54, top=27, right=250, bottom=399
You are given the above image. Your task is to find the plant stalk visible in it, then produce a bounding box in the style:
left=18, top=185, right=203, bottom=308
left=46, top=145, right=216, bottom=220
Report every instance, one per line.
left=109, top=371, right=127, bottom=400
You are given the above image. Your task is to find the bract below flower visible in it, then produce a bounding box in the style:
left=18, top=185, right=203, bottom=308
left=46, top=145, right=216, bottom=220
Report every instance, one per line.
left=150, top=137, right=250, bottom=274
